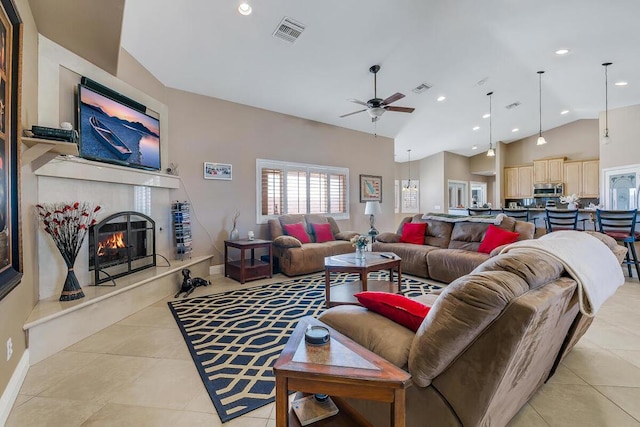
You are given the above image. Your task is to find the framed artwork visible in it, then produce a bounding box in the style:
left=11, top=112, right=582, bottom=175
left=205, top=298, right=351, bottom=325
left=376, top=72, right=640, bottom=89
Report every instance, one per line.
left=359, top=174, right=382, bottom=202
left=204, top=162, right=232, bottom=180
left=0, top=0, right=22, bottom=301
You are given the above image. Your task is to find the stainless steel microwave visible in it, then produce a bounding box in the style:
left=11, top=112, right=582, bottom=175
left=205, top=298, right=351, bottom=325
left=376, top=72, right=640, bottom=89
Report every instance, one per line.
left=533, top=183, right=563, bottom=197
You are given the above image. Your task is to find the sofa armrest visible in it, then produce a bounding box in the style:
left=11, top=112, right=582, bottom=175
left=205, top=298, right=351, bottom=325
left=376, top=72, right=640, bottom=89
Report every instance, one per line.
left=273, top=235, right=302, bottom=248
left=376, top=232, right=401, bottom=243
left=335, top=231, right=359, bottom=241
left=489, top=243, right=512, bottom=257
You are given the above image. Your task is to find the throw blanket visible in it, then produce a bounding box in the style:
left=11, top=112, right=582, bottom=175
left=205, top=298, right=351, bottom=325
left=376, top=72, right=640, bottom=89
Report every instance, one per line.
left=500, top=230, right=625, bottom=316
left=422, top=212, right=505, bottom=225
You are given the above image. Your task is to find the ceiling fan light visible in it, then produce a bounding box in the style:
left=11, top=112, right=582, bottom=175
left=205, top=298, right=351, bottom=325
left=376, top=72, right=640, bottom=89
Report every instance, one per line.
left=368, top=107, right=385, bottom=118
left=238, top=2, right=252, bottom=15
left=486, top=147, right=496, bottom=157
left=601, top=131, right=611, bottom=145
left=537, top=136, right=547, bottom=146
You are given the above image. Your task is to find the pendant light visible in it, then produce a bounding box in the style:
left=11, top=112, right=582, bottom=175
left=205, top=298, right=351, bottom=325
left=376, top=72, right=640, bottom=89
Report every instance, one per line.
left=486, top=92, right=496, bottom=157
left=601, top=62, right=612, bottom=145
left=536, top=71, right=547, bottom=145
left=403, top=149, right=417, bottom=192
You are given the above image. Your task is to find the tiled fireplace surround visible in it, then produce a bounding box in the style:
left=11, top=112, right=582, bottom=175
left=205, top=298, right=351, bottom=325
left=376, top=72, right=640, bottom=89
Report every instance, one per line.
left=25, top=157, right=212, bottom=364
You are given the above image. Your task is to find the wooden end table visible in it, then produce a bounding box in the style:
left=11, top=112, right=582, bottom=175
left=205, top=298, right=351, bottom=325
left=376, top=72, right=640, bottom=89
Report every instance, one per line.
left=273, top=316, right=412, bottom=427
left=324, top=252, right=402, bottom=308
left=224, top=239, right=272, bottom=284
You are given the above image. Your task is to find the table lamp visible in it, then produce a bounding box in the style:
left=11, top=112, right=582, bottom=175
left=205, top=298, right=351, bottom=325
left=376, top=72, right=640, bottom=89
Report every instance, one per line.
left=364, top=201, right=382, bottom=236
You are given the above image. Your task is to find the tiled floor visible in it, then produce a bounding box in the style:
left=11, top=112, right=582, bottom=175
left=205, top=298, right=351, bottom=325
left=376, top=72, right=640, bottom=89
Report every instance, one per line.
left=6, top=275, right=640, bottom=426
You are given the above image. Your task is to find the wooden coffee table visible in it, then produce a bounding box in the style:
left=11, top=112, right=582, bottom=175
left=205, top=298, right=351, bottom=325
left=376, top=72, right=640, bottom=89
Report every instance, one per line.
left=324, top=252, right=402, bottom=307
left=273, top=316, right=412, bottom=427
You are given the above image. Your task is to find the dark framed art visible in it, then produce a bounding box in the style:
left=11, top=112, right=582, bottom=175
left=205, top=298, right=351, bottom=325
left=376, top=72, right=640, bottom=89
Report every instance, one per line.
left=0, top=0, right=21, bottom=301
left=359, top=174, right=382, bottom=203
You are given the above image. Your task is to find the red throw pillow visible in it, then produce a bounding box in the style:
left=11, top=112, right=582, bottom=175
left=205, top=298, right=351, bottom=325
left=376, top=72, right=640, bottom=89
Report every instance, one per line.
left=354, top=292, right=431, bottom=331
left=282, top=222, right=311, bottom=243
left=399, top=222, right=427, bottom=245
left=477, top=224, right=520, bottom=254
left=311, top=223, right=334, bottom=243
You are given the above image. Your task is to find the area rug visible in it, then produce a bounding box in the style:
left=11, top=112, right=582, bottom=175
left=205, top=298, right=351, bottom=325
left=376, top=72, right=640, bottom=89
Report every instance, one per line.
left=168, top=272, right=442, bottom=422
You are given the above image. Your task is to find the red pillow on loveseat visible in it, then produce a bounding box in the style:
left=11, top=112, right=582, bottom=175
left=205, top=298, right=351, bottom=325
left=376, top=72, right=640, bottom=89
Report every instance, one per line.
left=477, top=224, right=520, bottom=254
left=354, top=291, right=431, bottom=331
left=311, top=223, right=334, bottom=243
left=283, top=222, right=311, bottom=243
left=400, top=222, right=427, bottom=245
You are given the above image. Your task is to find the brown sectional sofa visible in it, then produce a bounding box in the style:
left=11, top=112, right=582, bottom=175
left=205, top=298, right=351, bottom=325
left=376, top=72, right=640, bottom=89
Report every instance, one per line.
left=319, top=233, right=625, bottom=427
left=372, top=213, right=536, bottom=283
left=267, top=214, right=358, bottom=276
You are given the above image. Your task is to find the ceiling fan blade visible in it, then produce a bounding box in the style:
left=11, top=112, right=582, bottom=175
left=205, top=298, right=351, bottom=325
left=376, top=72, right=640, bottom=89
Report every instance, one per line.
left=382, top=92, right=405, bottom=105
left=386, top=106, right=415, bottom=113
left=339, top=109, right=367, bottom=118
left=347, top=98, right=369, bottom=107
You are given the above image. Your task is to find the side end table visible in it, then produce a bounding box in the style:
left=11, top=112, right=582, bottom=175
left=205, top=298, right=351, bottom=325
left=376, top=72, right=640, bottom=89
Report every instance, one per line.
left=224, top=239, right=272, bottom=284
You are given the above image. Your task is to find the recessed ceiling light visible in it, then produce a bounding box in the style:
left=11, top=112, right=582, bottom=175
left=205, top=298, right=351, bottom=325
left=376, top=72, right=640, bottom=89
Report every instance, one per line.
left=472, top=126, right=480, bottom=131
left=555, top=49, right=570, bottom=55
left=437, top=96, right=446, bottom=102
left=472, top=145, right=478, bottom=150
left=482, top=113, right=491, bottom=119
left=615, top=81, right=628, bottom=86
left=560, top=110, right=570, bottom=115
left=238, top=2, right=252, bottom=15
left=512, top=128, right=519, bottom=132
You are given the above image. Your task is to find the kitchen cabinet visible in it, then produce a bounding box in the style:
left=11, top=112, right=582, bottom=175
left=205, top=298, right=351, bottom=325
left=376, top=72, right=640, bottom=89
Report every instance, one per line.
left=504, top=166, right=533, bottom=198
left=563, top=160, right=600, bottom=198
left=533, top=158, right=564, bottom=183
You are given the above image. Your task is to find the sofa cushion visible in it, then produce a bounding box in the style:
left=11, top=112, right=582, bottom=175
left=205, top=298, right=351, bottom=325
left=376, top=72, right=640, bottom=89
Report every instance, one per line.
left=477, top=225, right=520, bottom=254
left=283, top=222, right=311, bottom=243
left=355, top=292, right=431, bottom=331
left=400, top=222, right=427, bottom=245
left=318, top=305, right=416, bottom=368
left=423, top=220, right=453, bottom=248
left=448, top=222, right=488, bottom=251
left=371, top=242, right=439, bottom=278
left=311, top=223, right=334, bottom=243
left=427, top=249, right=489, bottom=283
left=335, top=231, right=359, bottom=241
left=473, top=250, right=564, bottom=290
left=375, top=232, right=401, bottom=243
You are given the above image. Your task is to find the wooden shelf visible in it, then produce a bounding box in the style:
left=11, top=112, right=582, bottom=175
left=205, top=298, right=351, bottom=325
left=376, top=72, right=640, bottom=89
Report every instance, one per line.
left=21, top=136, right=79, bottom=164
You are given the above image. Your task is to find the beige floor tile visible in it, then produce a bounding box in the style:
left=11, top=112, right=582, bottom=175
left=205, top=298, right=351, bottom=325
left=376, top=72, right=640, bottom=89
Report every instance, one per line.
left=250, top=401, right=274, bottom=419
left=117, top=306, right=179, bottom=329
left=19, top=350, right=102, bottom=396
left=595, top=386, right=640, bottom=421
left=529, top=383, right=640, bottom=427
left=106, top=359, right=203, bottom=410
left=547, top=364, right=588, bottom=385
left=38, top=354, right=158, bottom=404
left=167, top=410, right=224, bottom=427
left=68, top=324, right=143, bottom=354
left=6, top=396, right=103, bottom=427
left=609, top=349, right=640, bottom=370
left=89, top=325, right=189, bottom=359
left=584, top=319, right=640, bottom=351
left=562, top=347, right=640, bottom=387
left=12, top=394, right=33, bottom=407
left=224, top=415, right=271, bottom=427
left=265, top=419, right=276, bottom=427
left=184, top=389, right=216, bottom=413
left=81, top=402, right=199, bottom=427
left=507, top=403, right=549, bottom=427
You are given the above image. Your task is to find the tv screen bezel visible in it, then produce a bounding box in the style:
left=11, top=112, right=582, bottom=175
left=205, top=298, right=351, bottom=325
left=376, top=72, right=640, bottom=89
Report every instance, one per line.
left=76, top=83, right=161, bottom=171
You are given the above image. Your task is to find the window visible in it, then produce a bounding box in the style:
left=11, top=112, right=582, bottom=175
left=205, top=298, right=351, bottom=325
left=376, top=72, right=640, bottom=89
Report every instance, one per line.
left=257, top=159, right=349, bottom=223
left=448, top=180, right=468, bottom=208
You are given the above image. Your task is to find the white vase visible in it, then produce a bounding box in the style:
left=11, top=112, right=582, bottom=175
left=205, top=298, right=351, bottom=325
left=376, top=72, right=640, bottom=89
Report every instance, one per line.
left=567, top=202, right=576, bottom=210
left=355, top=247, right=366, bottom=259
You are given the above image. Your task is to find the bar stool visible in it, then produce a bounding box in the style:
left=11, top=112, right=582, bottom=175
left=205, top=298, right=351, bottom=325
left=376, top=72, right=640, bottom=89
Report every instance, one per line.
left=596, top=209, right=640, bottom=278
left=545, top=209, right=579, bottom=233
left=468, top=208, right=492, bottom=216
left=502, top=208, right=538, bottom=227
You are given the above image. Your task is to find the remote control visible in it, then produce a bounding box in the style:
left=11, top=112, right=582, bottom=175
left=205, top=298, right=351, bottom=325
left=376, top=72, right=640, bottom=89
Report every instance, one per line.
left=380, top=253, right=394, bottom=259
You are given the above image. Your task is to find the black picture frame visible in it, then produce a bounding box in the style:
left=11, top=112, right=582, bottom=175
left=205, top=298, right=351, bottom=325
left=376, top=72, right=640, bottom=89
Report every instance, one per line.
left=0, top=0, right=21, bottom=301
left=359, top=174, right=382, bottom=203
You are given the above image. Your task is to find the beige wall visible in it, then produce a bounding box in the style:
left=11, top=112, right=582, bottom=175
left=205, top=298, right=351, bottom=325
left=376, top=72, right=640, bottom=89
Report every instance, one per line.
left=0, top=0, right=39, bottom=399
left=469, top=151, right=495, bottom=174
left=504, top=119, right=599, bottom=167
left=599, top=105, right=640, bottom=171
left=419, top=152, right=445, bottom=214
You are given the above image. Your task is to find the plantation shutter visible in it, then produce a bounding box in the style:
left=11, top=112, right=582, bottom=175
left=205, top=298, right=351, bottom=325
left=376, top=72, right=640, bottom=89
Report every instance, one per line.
left=261, top=168, right=283, bottom=216
left=309, top=172, right=328, bottom=213
left=286, top=169, right=307, bottom=214
left=329, top=173, right=346, bottom=213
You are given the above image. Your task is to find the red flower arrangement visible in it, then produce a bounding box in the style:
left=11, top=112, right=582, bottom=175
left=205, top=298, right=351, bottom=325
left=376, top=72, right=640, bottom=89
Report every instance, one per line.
left=35, top=202, right=102, bottom=301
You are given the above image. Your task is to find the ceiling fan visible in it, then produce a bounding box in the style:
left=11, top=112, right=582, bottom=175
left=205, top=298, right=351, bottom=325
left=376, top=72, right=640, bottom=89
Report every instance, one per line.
left=340, top=65, right=415, bottom=122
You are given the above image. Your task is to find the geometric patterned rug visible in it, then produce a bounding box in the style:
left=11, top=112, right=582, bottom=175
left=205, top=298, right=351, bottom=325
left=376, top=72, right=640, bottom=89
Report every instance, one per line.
left=168, top=272, right=443, bottom=422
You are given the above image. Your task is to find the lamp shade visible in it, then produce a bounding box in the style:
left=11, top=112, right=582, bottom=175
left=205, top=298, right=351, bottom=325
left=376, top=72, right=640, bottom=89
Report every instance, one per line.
left=364, top=201, right=382, bottom=215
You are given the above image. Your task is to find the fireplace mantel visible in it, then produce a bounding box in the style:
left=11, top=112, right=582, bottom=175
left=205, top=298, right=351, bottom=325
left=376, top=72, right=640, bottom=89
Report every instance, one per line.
left=33, top=156, right=179, bottom=189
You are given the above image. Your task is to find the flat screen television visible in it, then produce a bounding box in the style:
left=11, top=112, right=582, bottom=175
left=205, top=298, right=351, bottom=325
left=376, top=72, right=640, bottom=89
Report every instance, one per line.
left=76, top=83, right=161, bottom=171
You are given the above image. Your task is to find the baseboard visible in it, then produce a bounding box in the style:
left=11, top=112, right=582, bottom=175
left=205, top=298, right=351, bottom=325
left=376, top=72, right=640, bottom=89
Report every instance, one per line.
left=209, top=265, right=223, bottom=276
left=0, top=350, right=29, bottom=426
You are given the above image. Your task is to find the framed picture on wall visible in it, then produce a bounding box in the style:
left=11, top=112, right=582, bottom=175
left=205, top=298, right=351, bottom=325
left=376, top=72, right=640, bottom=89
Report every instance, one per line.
left=204, top=162, right=232, bottom=180
left=0, top=0, right=22, bottom=301
left=359, top=174, right=382, bottom=202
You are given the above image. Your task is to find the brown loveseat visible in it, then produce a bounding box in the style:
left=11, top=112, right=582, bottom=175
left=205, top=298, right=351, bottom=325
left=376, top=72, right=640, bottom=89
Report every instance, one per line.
left=318, top=233, right=625, bottom=427
left=268, top=214, right=357, bottom=276
left=372, top=213, right=535, bottom=283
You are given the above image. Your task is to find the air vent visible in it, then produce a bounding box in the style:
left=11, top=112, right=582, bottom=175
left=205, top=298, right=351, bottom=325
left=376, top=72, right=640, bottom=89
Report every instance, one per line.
left=505, top=101, right=521, bottom=110
left=412, top=83, right=432, bottom=94
left=273, top=17, right=305, bottom=43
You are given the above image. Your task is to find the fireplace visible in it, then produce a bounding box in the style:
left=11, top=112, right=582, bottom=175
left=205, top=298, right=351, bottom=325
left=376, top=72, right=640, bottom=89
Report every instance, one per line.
left=89, top=211, right=156, bottom=284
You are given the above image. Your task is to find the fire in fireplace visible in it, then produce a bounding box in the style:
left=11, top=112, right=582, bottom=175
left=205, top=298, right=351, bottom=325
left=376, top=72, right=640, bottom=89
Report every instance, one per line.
left=89, top=211, right=156, bottom=284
